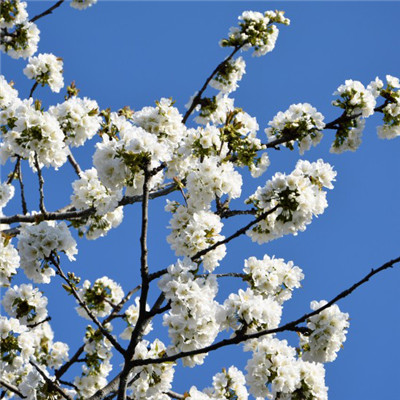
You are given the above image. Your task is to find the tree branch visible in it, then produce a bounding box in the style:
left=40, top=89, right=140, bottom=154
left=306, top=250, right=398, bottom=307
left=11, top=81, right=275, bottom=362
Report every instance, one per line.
left=191, top=205, right=279, bottom=262
left=182, top=45, right=243, bottom=124
left=123, top=255, right=400, bottom=369
left=30, top=360, right=73, bottom=400
left=67, top=152, right=82, bottom=177
left=34, top=154, right=46, bottom=214
left=0, top=379, right=26, bottom=399
left=166, top=390, right=185, bottom=400
left=51, top=256, right=126, bottom=356
left=29, top=81, right=38, bottom=98
left=118, top=162, right=152, bottom=400
left=29, top=0, right=65, bottom=23
left=0, top=182, right=178, bottom=225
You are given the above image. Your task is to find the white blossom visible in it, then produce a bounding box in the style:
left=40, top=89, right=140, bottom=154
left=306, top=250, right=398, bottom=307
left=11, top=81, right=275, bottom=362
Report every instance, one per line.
left=2, top=283, right=48, bottom=325
left=17, top=221, right=77, bottom=283
left=23, top=53, right=64, bottom=93
left=300, top=300, right=349, bottom=363
left=0, top=237, right=19, bottom=286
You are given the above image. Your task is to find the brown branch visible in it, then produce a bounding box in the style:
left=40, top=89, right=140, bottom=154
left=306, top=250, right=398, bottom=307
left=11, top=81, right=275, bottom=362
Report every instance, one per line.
left=29, top=0, right=65, bottom=23
left=34, top=154, right=46, bottom=214
left=118, top=163, right=152, bottom=400
left=27, top=316, right=51, bottom=328
left=67, top=153, right=82, bottom=177
left=0, top=182, right=178, bottom=225
left=30, top=360, right=73, bottom=400
left=0, top=379, right=26, bottom=399
left=191, top=205, right=279, bottom=262
left=55, top=344, right=85, bottom=380
left=29, top=81, right=39, bottom=98
left=123, top=255, right=400, bottom=369
left=182, top=45, right=243, bottom=124
left=166, top=390, right=185, bottom=400
left=51, top=256, right=126, bottom=356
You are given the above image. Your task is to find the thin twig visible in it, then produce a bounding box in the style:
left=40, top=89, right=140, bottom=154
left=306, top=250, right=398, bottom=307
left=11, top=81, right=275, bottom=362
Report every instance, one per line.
left=191, top=205, right=279, bottom=261
left=0, top=379, right=26, bottom=399
left=55, top=344, right=85, bottom=380
left=166, top=390, right=185, bottom=400
left=67, top=153, right=82, bottom=177
left=118, top=162, right=152, bottom=400
left=29, top=81, right=39, bottom=98
left=29, top=0, right=65, bottom=23
left=34, top=154, right=46, bottom=214
left=16, top=158, right=28, bottom=215
left=6, top=158, right=19, bottom=185
left=123, top=256, right=400, bottom=369
left=27, top=316, right=51, bottom=328
left=182, top=45, right=243, bottom=124
left=30, top=360, right=73, bottom=400
left=51, top=255, right=126, bottom=356
left=0, top=182, right=178, bottom=225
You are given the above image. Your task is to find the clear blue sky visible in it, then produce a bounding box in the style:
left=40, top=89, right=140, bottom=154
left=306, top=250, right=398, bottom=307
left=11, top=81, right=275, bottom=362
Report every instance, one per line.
left=2, top=1, right=400, bottom=399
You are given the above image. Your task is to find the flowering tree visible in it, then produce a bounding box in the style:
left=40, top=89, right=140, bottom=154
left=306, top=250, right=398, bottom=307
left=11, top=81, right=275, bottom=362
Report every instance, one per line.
left=0, top=1, right=399, bottom=400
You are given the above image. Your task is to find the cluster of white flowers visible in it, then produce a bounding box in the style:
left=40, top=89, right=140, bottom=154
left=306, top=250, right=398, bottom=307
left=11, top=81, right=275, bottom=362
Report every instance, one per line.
left=0, top=1, right=40, bottom=59
left=243, top=254, right=304, bottom=304
left=0, top=236, right=19, bottom=286
left=247, top=159, right=336, bottom=244
left=245, top=336, right=328, bottom=400
left=266, top=103, right=325, bottom=155
left=129, top=339, right=175, bottom=400
left=71, top=161, right=124, bottom=239
left=93, top=122, right=168, bottom=196
left=120, top=297, right=153, bottom=340
left=71, top=168, right=122, bottom=215
left=2, top=283, right=48, bottom=325
left=186, top=157, right=242, bottom=209
left=49, top=96, right=101, bottom=146
left=0, top=99, right=69, bottom=169
left=331, top=79, right=376, bottom=153
left=218, top=287, right=282, bottom=334
left=131, top=97, right=187, bottom=153
left=17, top=221, right=77, bottom=283
left=158, top=258, right=220, bottom=366
left=376, top=75, right=400, bottom=140
left=0, top=0, right=28, bottom=29
left=23, top=53, right=64, bottom=93
left=76, top=276, right=124, bottom=320
left=0, top=75, right=19, bottom=109
left=221, top=10, right=290, bottom=57
left=75, top=325, right=113, bottom=397
left=0, top=181, right=15, bottom=212
left=166, top=205, right=226, bottom=272
left=187, top=366, right=248, bottom=400
left=194, top=93, right=234, bottom=125
left=210, top=56, right=246, bottom=94
left=70, top=0, right=98, bottom=10
left=300, top=300, right=350, bottom=363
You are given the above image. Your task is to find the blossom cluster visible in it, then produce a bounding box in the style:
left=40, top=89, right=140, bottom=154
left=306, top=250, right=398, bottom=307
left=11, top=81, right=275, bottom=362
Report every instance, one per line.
left=74, top=325, right=113, bottom=397
left=376, top=75, right=400, bottom=140
left=331, top=79, right=376, bottom=153
left=0, top=0, right=40, bottom=59
left=187, top=366, right=248, bottom=400
left=128, top=339, right=175, bottom=400
left=0, top=236, right=19, bottom=286
left=76, top=276, right=125, bottom=320
left=210, top=56, right=246, bottom=94
left=300, top=300, right=350, bottom=363
left=266, top=103, right=325, bottom=155
left=23, top=53, right=64, bottom=93
left=246, top=159, right=336, bottom=244
left=221, top=10, right=290, bottom=56
left=158, top=258, right=220, bottom=366
left=245, top=336, right=328, bottom=400
left=243, top=254, right=304, bottom=304
left=17, top=220, right=77, bottom=283
left=166, top=204, right=226, bottom=272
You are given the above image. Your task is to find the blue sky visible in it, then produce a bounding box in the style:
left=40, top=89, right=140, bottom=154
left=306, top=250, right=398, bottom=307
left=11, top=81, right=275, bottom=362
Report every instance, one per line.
left=2, top=1, right=400, bottom=399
